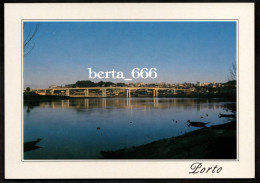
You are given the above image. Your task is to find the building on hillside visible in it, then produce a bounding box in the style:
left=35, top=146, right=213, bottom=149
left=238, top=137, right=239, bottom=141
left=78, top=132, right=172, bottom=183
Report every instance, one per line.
left=49, top=85, right=57, bottom=88
left=202, top=82, right=211, bottom=86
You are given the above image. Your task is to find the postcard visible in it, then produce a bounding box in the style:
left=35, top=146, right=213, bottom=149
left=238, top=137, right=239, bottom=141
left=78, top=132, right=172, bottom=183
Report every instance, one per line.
left=4, top=3, right=254, bottom=179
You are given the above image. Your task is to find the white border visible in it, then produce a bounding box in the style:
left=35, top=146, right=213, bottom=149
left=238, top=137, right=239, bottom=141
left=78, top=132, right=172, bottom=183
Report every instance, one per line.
left=5, top=3, right=254, bottom=178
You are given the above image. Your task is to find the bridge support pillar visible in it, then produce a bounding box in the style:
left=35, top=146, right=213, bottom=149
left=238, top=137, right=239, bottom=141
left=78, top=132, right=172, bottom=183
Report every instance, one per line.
left=125, top=89, right=131, bottom=98
left=128, top=89, right=131, bottom=98
left=153, top=89, right=158, bottom=97
left=174, top=90, right=176, bottom=95
left=51, top=89, right=54, bottom=95
left=102, top=89, right=106, bottom=97
left=84, top=89, right=89, bottom=97
left=65, top=89, right=70, bottom=96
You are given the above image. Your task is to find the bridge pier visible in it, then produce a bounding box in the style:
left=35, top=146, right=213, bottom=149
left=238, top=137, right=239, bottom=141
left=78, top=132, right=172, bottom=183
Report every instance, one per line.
left=153, top=89, right=158, bottom=97
left=102, top=89, right=106, bottom=97
left=84, top=89, right=89, bottom=97
left=66, top=89, right=70, bottom=96
left=126, top=89, right=131, bottom=98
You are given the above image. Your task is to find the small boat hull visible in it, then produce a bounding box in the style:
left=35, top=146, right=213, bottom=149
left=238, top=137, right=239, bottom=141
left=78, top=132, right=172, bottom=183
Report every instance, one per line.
left=218, top=113, right=236, bottom=118
left=187, top=121, right=209, bottom=128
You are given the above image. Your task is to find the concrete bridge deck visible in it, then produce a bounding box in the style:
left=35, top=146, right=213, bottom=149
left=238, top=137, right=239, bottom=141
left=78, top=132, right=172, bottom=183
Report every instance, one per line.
left=30, top=87, right=194, bottom=97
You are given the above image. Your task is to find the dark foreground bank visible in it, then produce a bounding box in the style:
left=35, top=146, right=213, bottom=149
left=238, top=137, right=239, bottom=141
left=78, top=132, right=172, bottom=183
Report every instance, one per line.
left=100, top=121, right=236, bottom=159
left=24, top=91, right=70, bottom=101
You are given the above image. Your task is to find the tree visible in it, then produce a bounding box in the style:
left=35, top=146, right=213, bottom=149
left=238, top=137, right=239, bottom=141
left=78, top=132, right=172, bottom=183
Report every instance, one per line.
left=75, top=80, right=96, bottom=87
left=26, top=87, right=30, bottom=92
left=228, top=61, right=236, bottom=81
left=23, top=23, right=40, bottom=57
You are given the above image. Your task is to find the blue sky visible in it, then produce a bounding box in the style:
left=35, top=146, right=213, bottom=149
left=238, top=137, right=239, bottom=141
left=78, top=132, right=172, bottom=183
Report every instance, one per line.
left=23, top=21, right=236, bottom=88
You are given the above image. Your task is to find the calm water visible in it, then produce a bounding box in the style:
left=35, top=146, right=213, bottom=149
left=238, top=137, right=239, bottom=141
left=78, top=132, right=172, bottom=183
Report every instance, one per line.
left=24, top=98, right=234, bottom=159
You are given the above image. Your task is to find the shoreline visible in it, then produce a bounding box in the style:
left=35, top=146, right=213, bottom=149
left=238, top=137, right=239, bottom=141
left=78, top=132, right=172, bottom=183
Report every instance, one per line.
left=24, top=94, right=236, bottom=101
left=100, top=121, right=236, bottom=159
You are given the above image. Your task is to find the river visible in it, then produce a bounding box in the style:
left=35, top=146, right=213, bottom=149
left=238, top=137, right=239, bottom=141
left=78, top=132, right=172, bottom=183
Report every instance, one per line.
left=23, top=98, right=234, bottom=159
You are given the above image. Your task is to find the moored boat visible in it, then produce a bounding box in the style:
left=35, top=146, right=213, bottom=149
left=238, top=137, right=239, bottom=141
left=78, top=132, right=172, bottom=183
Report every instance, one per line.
left=187, top=120, right=209, bottom=128
left=218, top=113, right=236, bottom=118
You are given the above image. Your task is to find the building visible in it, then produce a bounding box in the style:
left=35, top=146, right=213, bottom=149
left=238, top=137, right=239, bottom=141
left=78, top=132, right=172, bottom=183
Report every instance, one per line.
left=136, top=82, right=145, bottom=87
left=202, top=82, right=211, bottom=86
left=49, top=85, right=57, bottom=88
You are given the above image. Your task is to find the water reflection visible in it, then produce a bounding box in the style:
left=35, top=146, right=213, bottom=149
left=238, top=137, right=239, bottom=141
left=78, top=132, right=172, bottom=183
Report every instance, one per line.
left=25, top=98, right=226, bottom=111
left=24, top=98, right=234, bottom=159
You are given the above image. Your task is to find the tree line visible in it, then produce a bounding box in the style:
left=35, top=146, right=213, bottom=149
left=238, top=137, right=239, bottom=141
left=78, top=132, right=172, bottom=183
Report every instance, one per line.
left=68, top=80, right=126, bottom=88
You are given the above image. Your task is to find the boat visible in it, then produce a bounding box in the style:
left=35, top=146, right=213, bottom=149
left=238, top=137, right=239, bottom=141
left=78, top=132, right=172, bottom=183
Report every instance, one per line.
left=187, top=120, right=209, bottom=127
left=218, top=113, right=236, bottom=118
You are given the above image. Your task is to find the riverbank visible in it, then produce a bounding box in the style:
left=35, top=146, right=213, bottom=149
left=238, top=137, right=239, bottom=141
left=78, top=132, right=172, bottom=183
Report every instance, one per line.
left=100, top=120, right=236, bottom=159
left=24, top=92, right=70, bottom=101
left=24, top=92, right=70, bottom=111
left=24, top=94, right=236, bottom=100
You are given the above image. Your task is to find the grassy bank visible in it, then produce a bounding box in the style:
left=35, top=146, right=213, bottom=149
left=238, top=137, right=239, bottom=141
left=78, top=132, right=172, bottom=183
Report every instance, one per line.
left=100, top=121, right=236, bottom=159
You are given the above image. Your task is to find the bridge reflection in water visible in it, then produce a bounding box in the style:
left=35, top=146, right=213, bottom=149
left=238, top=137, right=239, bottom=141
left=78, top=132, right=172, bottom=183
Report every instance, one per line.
left=24, top=97, right=232, bottom=159
left=36, top=98, right=222, bottom=111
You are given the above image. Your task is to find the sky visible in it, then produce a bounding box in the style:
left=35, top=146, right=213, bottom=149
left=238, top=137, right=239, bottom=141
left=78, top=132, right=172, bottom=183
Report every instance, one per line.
left=23, top=21, right=237, bottom=88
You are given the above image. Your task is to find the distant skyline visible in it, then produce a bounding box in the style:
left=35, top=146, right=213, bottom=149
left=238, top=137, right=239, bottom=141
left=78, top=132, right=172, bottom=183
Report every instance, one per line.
left=23, top=21, right=236, bottom=88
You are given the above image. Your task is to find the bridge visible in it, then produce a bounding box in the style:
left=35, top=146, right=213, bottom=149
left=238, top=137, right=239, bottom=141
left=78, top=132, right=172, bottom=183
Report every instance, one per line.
left=30, top=87, right=194, bottom=98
